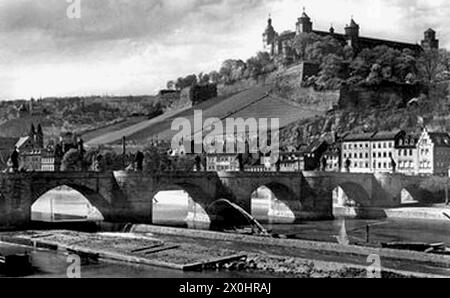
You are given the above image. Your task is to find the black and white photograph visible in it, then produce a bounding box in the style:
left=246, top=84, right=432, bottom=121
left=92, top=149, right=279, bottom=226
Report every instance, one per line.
left=0, top=0, right=449, bottom=285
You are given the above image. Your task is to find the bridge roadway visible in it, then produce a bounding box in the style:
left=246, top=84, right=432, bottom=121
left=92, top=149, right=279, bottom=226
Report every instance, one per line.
left=0, top=170, right=438, bottom=228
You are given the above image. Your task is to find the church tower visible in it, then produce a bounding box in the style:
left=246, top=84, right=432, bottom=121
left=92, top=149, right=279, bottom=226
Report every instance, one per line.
left=263, top=16, right=277, bottom=55
left=421, top=28, right=439, bottom=50
left=296, top=8, right=313, bottom=34
left=345, top=18, right=360, bottom=49
left=36, top=124, right=44, bottom=148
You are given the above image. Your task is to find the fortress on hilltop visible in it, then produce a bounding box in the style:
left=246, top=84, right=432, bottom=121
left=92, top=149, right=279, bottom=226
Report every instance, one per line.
left=263, top=8, right=439, bottom=60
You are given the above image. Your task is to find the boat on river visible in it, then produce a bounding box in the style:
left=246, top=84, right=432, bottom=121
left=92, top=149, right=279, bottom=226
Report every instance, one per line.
left=381, top=242, right=450, bottom=255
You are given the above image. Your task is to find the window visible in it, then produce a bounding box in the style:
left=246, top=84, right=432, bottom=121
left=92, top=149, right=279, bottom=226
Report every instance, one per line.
left=365, top=153, right=369, bottom=158
left=378, top=143, right=381, bottom=149
left=398, top=150, right=402, bottom=157
left=344, top=144, right=347, bottom=150
left=383, top=163, right=387, bottom=168
left=373, top=153, right=376, bottom=158
left=383, top=152, right=387, bottom=158
left=383, top=143, right=387, bottom=149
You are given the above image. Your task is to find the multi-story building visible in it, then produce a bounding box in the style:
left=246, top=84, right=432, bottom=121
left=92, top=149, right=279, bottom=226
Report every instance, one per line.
left=341, top=133, right=375, bottom=173
left=20, top=150, right=42, bottom=171
left=41, top=150, right=61, bottom=172
left=395, top=134, right=419, bottom=175
left=371, top=131, right=405, bottom=173
left=205, top=153, right=239, bottom=172
left=279, top=152, right=302, bottom=172
left=323, top=144, right=341, bottom=172
left=341, top=130, right=405, bottom=173
left=417, top=130, right=450, bottom=176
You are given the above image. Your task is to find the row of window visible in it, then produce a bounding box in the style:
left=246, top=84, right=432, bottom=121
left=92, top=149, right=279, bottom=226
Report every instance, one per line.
left=343, top=142, right=393, bottom=150
left=398, top=161, right=414, bottom=169
left=419, top=161, right=432, bottom=169
left=343, top=152, right=393, bottom=159
left=398, top=149, right=414, bottom=157
left=349, top=162, right=393, bottom=169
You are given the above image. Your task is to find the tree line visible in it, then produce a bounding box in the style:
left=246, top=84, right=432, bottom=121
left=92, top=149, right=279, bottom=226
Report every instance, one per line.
left=166, top=51, right=277, bottom=91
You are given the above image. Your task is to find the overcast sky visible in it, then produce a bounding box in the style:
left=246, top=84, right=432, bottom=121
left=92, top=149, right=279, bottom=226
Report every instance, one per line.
left=0, top=0, right=448, bottom=100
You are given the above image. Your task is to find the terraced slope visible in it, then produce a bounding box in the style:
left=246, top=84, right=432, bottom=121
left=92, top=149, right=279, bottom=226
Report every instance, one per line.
left=85, top=86, right=326, bottom=146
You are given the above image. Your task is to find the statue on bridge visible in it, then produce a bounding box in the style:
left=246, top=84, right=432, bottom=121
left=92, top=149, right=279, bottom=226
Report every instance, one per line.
left=321, top=156, right=327, bottom=172
left=391, top=157, right=397, bottom=174
left=195, top=155, right=202, bottom=172
left=135, top=151, right=144, bottom=172
left=345, top=158, right=351, bottom=173
left=10, top=147, right=19, bottom=172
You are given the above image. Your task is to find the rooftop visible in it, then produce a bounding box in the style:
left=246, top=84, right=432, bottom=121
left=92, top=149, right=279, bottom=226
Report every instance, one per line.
left=343, top=132, right=376, bottom=142
left=428, top=132, right=450, bottom=147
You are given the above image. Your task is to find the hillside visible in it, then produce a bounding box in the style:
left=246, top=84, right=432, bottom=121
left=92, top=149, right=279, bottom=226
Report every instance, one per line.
left=0, top=115, right=58, bottom=138
left=84, top=85, right=328, bottom=147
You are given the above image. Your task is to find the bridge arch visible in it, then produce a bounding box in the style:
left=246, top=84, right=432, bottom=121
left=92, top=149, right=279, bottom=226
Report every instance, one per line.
left=31, top=182, right=112, bottom=221
left=152, top=182, right=218, bottom=229
left=332, top=182, right=377, bottom=218
left=250, top=181, right=300, bottom=223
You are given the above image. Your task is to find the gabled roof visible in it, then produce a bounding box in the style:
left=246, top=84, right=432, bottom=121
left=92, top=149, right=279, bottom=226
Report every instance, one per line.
left=302, top=140, right=328, bottom=153
left=15, top=136, right=31, bottom=149
left=428, top=132, right=450, bottom=147
left=371, top=130, right=404, bottom=141
left=343, top=132, right=376, bottom=142
left=348, top=18, right=359, bottom=28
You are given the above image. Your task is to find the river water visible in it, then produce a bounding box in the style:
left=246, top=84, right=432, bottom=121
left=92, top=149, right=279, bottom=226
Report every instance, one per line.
left=1, top=188, right=449, bottom=277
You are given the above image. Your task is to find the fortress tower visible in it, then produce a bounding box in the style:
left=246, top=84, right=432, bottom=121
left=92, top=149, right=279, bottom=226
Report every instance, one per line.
left=421, top=28, right=439, bottom=50
left=262, top=16, right=277, bottom=55
left=296, top=8, right=313, bottom=34
left=344, top=18, right=360, bottom=49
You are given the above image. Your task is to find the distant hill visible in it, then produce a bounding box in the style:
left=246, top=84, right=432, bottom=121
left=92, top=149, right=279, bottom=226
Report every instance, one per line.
left=0, top=115, right=57, bottom=138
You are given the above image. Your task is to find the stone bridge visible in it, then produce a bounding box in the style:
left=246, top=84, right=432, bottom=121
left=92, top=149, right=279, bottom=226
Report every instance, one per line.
left=0, top=171, right=443, bottom=229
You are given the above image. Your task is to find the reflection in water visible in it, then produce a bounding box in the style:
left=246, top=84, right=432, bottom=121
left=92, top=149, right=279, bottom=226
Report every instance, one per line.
left=31, top=186, right=103, bottom=222
left=0, top=243, right=271, bottom=278
left=29, top=188, right=450, bottom=246
left=152, top=191, right=189, bottom=227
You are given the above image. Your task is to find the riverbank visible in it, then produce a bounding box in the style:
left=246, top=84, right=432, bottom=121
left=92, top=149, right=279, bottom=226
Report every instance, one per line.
left=1, top=228, right=448, bottom=278
left=385, top=205, right=450, bottom=221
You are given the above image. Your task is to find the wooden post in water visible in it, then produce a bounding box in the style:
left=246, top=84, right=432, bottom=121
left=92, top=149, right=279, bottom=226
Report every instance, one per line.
left=366, top=225, right=370, bottom=244
left=445, top=182, right=449, bottom=206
